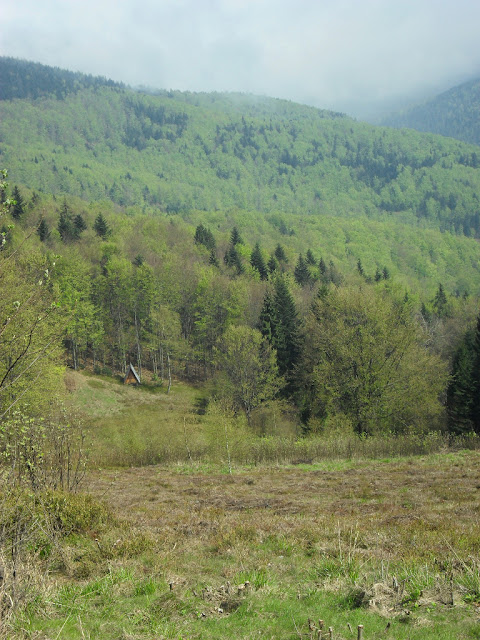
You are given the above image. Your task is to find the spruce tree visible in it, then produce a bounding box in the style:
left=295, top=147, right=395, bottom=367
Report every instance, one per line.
left=272, top=277, right=301, bottom=379
left=209, top=249, right=219, bottom=267
left=447, top=331, right=475, bottom=433
left=230, top=226, right=243, bottom=246
left=356, top=258, right=365, bottom=278
left=447, top=314, right=480, bottom=435
left=306, top=249, right=316, bottom=265
left=274, top=243, right=288, bottom=263
left=224, top=244, right=244, bottom=275
left=259, top=289, right=276, bottom=343
left=470, top=315, right=480, bottom=433
left=260, top=277, right=301, bottom=378
left=267, top=254, right=278, bottom=274
left=432, top=283, right=449, bottom=317
left=58, top=200, right=74, bottom=242
left=73, top=213, right=87, bottom=236
left=294, top=254, right=311, bottom=287
left=11, top=186, right=25, bottom=219
left=37, top=218, right=50, bottom=242
left=318, top=257, right=327, bottom=276
left=94, top=213, right=109, bottom=239
left=194, top=224, right=216, bottom=250
left=250, top=242, right=268, bottom=280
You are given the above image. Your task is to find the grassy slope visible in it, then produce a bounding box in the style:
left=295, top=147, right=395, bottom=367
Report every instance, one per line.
left=15, top=371, right=476, bottom=639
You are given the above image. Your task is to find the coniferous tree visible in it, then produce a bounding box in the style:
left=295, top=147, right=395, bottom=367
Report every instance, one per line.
left=73, top=213, right=87, bottom=237
left=250, top=242, right=268, bottom=280
left=230, top=226, right=243, bottom=246
left=356, top=258, right=365, bottom=278
left=432, top=283, right=449, bottom=317
left=37, top=218, right=50, bottom=242
left=374, top=267, right=382, bottom=282
left=274, top=243, right=288, bottom=263
left=318, top=257, right=327, bottom=276
left=446, top=313, right=480, bottom=435
left=447, top=330, right=476, bottom=434
left=194, top=224, right=216, bottom=250
left=209, top=249, right=219, bottom=267
left=261, top=277, right=301, bottom=383
left=470, top=314, right=480, bottom=433
left=294, top=254, right=311, bottom=287
left=259, top=288, right=276, bottom=343
left=58, top=200, right=75, bottom=242
left=382, top=266, right=390, bottom=280
left=10, top=186, right=25, bottom=219
left=272, top=277, right=301, bottom=379
left=306, top=249, right=316, bottom=265
left=267, top=254, right=278, bottom=274
left=420, top=302, right=432, bottom=324
left=94, top=213, right=109, bottom=239
left=224, top=244, right=244, bottom=275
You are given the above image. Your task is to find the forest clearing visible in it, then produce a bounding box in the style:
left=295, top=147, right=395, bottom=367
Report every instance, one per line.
left=2, top=372, right=479, bottom=639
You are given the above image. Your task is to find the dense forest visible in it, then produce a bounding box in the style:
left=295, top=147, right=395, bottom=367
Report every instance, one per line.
left=383, top=76, right=480, bottom=146
left=1, top=57, right=480, bottom=440
left=2, top=58, right=480, bottom=239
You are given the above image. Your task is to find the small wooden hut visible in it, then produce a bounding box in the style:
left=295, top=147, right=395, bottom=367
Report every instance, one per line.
left=124, top=363, right=141, bottom=385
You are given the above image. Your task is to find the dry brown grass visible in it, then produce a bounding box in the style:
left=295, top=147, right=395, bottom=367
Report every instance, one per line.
left=86, top=452, right=480, bottom=598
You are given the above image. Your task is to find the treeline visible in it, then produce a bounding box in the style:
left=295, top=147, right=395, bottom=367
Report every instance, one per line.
left=3, top=182, right=479, bottom=437
left=2, top=59, right=480, bottom=237
left=0, top=56, right=125, bottom=101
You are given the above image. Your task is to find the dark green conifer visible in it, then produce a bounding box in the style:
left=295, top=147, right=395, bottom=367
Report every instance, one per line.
left=94, top=213, right=109, bottom=239
left=58, top=200, right=74, bottom=242
left=306, top=249, right=316, bottom=265
left=11, top=186, right=25, bottom=219
left=267, top=254, right=278, bottom=274
left=250, top=242, right=268, bottom=280
left=230, top=226, right=243, bottom=246
left=209, top=249, right=219, bottom=267
left=470, top=315, right=480, bottom=434
left=274, top=243, right=288, bottom=263
left=447, top=330, right=475, bottom=434
left=194, top=224, right=216, bottom=250
left=432, top=283, right=449, bottom=317
left=259, top=289, right=276, bottom=343
left=272, top=277, right=301, bottom=379
left=294, top=254, right=311, bottom=287
left=73, top=213, right=87, bottom=237
left=356, top=258, right=365, bottom=278
left=224, top=244, right=244, bottom=275
left=37, top=218, right=50, bottom=242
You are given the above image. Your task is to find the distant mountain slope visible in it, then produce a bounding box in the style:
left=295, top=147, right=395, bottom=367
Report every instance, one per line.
left=1, top=58, right=480, bottom=239
left=383, top=77, right=480, bottom=146
left=0, top=56, right=125, bottom=101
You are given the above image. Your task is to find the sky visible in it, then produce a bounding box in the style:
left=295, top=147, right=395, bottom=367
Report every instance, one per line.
left=2, top=0, right=480, bottom=119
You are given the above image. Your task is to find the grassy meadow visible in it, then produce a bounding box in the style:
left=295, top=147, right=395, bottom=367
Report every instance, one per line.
left=4, top=371, right=480, bottom=639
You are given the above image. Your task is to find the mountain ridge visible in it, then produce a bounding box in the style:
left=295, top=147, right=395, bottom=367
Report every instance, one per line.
left=382, top=76, right=480, bottom=146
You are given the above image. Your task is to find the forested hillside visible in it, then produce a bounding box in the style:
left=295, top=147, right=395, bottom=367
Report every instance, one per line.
left=383, top=76, right=480, bottom=146
left=2, top=58, right=480, bottom=238
left=2, top=58, right=480, bottom=440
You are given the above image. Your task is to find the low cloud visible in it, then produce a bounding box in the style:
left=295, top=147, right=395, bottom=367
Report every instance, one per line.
left=2, top=0, right=480, bottom=118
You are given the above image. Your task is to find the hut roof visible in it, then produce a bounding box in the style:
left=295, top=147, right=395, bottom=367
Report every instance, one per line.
left=124, top=363, right=141, bottom=384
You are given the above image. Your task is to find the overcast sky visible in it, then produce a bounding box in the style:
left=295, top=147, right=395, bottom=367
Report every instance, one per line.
left=2, top=0, right=480, bottom=119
